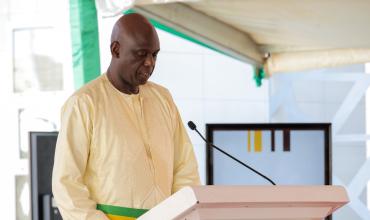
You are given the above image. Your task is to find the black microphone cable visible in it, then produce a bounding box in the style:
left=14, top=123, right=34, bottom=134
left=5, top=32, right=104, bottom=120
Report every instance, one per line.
left=187, top=121, right=276, bottom=185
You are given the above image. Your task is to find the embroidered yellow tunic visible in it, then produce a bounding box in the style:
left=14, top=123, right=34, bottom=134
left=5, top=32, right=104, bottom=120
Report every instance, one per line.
left=52, top=73, right=200, bottom=220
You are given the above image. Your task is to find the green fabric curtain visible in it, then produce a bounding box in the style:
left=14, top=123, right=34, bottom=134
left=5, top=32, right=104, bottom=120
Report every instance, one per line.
left=70, top=0, right=101, bottom=89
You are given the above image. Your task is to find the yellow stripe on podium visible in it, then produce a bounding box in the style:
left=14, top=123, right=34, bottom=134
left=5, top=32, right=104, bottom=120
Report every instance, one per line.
left=254, top=130, right=262, bottom=152
left=247, top=130, right=251, bottom=152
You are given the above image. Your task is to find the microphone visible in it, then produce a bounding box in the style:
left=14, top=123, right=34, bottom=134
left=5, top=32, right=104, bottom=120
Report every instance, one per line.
left=187, top=121, right=276, bottom=185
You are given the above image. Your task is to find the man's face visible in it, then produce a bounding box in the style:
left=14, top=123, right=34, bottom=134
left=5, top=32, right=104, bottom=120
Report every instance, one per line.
left=116, top=29, right=160, bottom=89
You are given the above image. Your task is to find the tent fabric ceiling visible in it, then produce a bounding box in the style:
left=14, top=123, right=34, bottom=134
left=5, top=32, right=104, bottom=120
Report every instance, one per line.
left=186, top=0, right=370, bottom=53
left=96, top=0, right=370, bottom=74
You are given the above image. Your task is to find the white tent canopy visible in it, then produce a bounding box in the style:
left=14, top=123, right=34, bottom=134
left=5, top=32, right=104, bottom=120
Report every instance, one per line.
left=96, top=0, right=370, bottom=75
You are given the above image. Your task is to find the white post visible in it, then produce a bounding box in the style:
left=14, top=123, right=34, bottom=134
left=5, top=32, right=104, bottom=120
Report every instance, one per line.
left=366, top=62, right=370, bottom=211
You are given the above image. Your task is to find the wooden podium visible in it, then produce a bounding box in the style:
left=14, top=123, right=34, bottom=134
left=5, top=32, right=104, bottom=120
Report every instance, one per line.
left=138, top=185, right=349, bottom=220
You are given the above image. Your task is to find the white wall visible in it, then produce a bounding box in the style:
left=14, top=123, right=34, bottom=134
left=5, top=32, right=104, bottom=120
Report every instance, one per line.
left=367, top=62, right=370, bottom=218
left=270, top=65, right=368, bottom=219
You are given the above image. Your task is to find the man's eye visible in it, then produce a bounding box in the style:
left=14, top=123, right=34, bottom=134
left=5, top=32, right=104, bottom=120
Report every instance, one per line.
left=137, top=51, right=147, bottom=56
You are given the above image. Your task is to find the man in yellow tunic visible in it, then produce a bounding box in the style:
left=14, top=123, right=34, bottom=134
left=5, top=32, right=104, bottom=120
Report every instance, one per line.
left=52, top=13, right=200, bottom=220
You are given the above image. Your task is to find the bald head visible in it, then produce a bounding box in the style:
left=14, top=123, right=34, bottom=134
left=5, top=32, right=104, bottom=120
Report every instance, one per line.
left=111, top=13, right=157, bottom=44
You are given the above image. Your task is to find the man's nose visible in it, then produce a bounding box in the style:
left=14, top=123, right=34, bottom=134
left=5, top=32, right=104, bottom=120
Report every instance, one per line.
left=144, top=54, right=155, bottom=67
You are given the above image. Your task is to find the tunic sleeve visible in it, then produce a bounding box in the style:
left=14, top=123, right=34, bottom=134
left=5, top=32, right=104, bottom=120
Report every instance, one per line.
left=52, top=95, right=109, bottom=220
left=171, top=104, right=201, bottom=193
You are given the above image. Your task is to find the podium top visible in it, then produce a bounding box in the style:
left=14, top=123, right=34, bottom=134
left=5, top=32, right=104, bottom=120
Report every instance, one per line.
left=191, top=185, right=348, bottom=204
left=138, top=185, right=349, bottom=220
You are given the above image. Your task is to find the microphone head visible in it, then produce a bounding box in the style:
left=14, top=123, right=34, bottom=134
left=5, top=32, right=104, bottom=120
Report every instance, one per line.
left=187, top=121, right=196, bottom=130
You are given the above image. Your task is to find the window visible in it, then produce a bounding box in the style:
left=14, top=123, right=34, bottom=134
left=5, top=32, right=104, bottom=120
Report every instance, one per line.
left=13, top=27, right=63, bottom=93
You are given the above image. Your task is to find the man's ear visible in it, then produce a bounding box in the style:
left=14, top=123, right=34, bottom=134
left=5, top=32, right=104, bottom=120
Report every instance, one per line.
left=110, top=41, right=120, bottom=58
